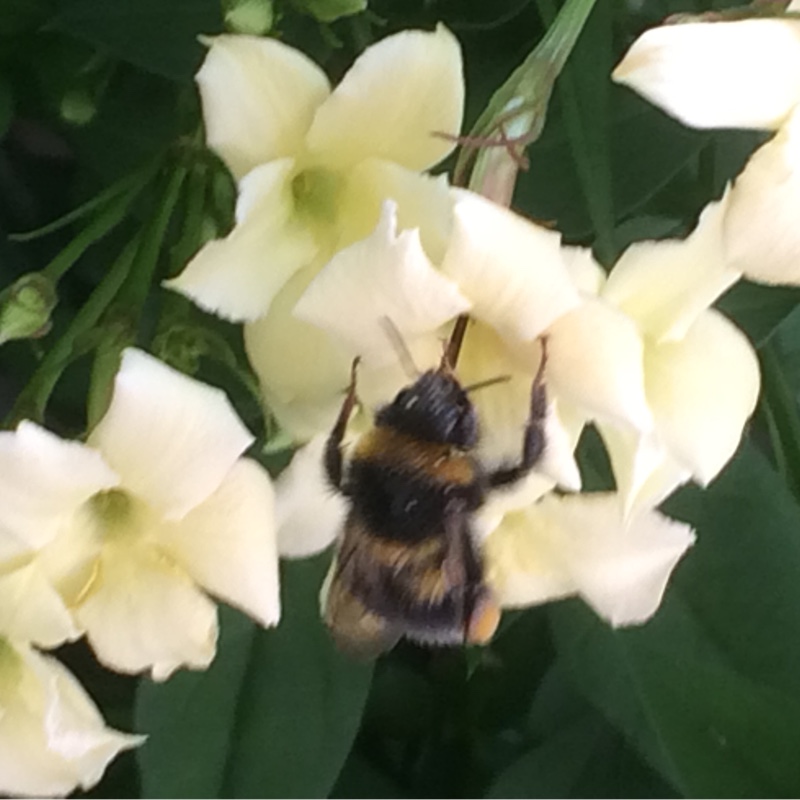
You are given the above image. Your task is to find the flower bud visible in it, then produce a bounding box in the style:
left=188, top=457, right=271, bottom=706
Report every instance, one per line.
left=223, top=0, right=273, bottom=35
left=0, top=272, right=57, bottom=345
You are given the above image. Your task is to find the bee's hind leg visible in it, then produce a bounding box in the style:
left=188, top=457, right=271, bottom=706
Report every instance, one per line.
left=487, top=338, right=548, bottom=489
left=324, top=357, right=361, bottom=492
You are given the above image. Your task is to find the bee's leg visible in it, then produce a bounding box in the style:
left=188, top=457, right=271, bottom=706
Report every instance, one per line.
left=487, top=338, right=548, bottom=488
left=324, top=357, right=361, bottom=492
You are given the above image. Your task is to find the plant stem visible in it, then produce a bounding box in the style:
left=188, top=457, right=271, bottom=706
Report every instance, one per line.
left=5, top=235, right=141, bottom=427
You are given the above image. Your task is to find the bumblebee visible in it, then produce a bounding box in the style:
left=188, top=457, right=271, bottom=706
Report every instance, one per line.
left=322, top=329, right=549, bottom=658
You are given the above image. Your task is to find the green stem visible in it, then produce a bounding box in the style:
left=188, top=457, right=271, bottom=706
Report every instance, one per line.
left=9, top=157, right=158, bottom=243
left=85, top=164, right=190, bottom=428
left=39, top=190, right=135, bottom=283
left=121, top=163, right=189, bottom=312
left=168, top=161, right=209, bottom=278
left=6, top=235, right=141, bottom=427
left=463, top=0, right=598, bottom=201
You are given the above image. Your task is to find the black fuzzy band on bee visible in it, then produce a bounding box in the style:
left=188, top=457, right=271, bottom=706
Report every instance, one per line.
left=344, top=444, right=485, bottom=543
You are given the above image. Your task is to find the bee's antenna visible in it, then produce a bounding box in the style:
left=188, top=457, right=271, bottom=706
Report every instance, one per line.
left=380, top=317, right=420, bottom=379
left=463, top=375, right=511, bottom=393
left=441, top=314, right=470, bottom=372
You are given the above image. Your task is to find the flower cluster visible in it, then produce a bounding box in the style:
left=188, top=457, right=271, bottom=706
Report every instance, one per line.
left=169, top=26, right=753, bottom=631
left=0, top=349, right=278, bottom=794
left=7, top=8, right=800, bottom=792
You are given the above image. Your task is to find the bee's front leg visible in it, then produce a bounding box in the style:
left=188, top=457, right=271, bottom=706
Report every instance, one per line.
left=487, top=338, right=548, bottom=489
left=324, top=357, right=361, bottom=492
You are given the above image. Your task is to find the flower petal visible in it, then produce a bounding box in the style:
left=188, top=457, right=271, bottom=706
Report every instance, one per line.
left=158, top=458, right=280, bottom=628
left=275, top=435, right=347, bottom=558
left=603, top=192, right=741, bottom=342
left=547, top=297, right=652, bottom=430
left=337, top=158, right=453, bottom=262
left=598, top=423, right=691, bottom=519
left=645, top=309, right=760, bottom=485
left=196, top=34, right=330, bottom=179
left=90, top=349, right=254, bottom=521
left=440, top=190, right=581, bottom=341
left=306, top=25, right=464, bottom=171
left=0, top=642, right=142, bottom=797
left=724, top=109, right=800, bottom=284
left=484, top=505, right=577, bottom=608
left=294, top=201, right=470, bottom=367
left=165, top=159, right=318, bottom=322
left=0, top=562, right=79, bottom=647
left=613, top=19, right=800, bottom=130
left=0, top=422, right=118, bottom=555
left=75, top=538, right=218, bottom=680
left=244, top=265, right=355, bottom=441
left=562, top=245, right=606, bottom=295
left=538, top=493, right=695, bottom=626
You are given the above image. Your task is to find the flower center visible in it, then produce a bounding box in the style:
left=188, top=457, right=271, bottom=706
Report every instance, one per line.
left=291, top=166, right=343, bottom=226
left=87, top=488, right=141, bottom=541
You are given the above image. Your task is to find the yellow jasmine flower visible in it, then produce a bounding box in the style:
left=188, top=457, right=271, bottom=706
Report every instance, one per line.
left=167, top=26, right=463, bottom=321
left=0, top=349, right=279, bottom=680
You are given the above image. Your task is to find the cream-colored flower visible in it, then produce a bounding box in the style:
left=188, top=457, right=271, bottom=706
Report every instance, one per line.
left=0, top=639, right=143, bottom=797
left=613, top=16, right=800, bottom=131
left=572, top=195, right=761, bottom=515
left=0, top=349, right=279, bottom=680
left=270, top=193, right=590, bottom=557
left=166, top=26, right=463, bottom=321
left=246, top=200, right=470, bottom=441
left=483, top=492, right=695, bottom=626
left=0, top=565, right=141, bottom=796
left=258, top=188, right=586, bottom=470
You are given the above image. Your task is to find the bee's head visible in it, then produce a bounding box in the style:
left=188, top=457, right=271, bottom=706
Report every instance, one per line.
left=375, top=370, right=478, bottom=448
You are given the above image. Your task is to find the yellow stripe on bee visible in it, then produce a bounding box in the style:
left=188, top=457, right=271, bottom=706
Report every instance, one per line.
left=354, top=427, right=477, bottom=485
left=346, top=518, right=452, bottom=604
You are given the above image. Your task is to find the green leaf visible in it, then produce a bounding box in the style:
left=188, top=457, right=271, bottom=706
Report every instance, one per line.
left=135, top=604, right=256, bottom=797
left=487, top=662, right=677, bottom=798
left=549, top=442, right=800, bottom=797
left=516, top=91, right=708, bottom=243
left=718, top=281, right=800, bottom=347
left=0, top=75, right=13, bottom=140
left=136, top=555, right=373, bottom=798
left=51, top=0, right=222, bottom=81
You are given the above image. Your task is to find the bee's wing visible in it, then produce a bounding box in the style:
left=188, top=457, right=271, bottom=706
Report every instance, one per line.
left=322, top=552, right=402, bottom=660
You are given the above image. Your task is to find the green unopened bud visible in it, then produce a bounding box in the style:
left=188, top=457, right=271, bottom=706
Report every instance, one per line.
left=291, top=0, right=366, bottom=23
left=224, top=0, right=274, bottom=33
left=0, top=273, right=57, bottom=345
left=60, top=88, right=97, bottom=126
